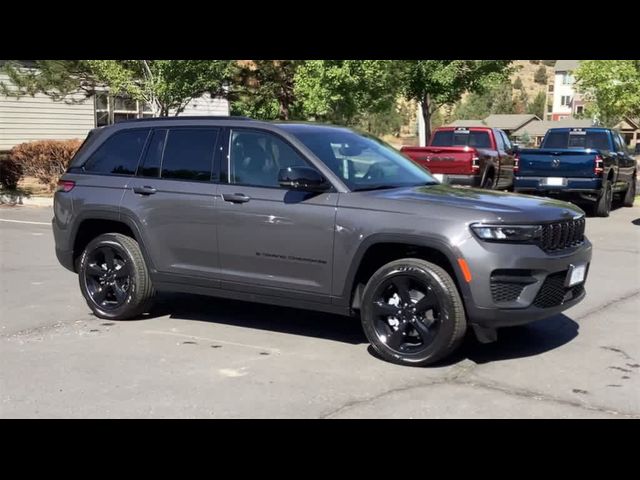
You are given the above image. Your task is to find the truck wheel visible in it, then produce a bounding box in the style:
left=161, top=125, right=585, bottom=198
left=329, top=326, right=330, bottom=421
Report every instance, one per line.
left=623, top=175, right=636, bottom=207
left=594, top=180, right=613, bottom=217
left=481, top=172, right=495, bottom=189
left=360, top=258, right=467, bottom=367
left=78, top=233, right=155, bottom=320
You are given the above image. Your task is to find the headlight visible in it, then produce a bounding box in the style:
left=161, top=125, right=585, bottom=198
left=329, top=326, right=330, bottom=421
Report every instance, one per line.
left=470, top=224, right=542, bottom=243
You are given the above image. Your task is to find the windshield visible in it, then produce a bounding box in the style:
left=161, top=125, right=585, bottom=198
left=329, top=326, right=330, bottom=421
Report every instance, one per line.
left=431, top=129, right=492, bottom=148
left=285, top=128, right=437, bottom=191
left=543, top=131, right=610, bottom=150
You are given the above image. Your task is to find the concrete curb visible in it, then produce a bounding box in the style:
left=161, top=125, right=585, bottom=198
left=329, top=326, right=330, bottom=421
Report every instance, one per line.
left=0, top=193, right=53, bottom=207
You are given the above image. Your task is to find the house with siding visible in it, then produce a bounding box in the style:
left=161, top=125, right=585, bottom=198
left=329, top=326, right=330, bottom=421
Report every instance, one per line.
left=0, top=63, right=230, bottom=152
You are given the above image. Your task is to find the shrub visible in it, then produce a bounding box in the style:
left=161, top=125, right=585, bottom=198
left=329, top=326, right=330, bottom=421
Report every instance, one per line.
left=512, top=77, right=523, bottom=90
left=534, top=65, right=548, bottom=85
left=8, top=139, right=82, bottom=192
left=529, top=60, right=540, bottom=65
left=0, top=155, right=24, bottom=190
left=541, top=60, right=556, bottom=67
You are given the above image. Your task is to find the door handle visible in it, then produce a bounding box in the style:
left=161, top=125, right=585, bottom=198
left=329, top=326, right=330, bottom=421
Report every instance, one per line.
left=222, top=193, right=250, bottom=204
left=133, top=186, right=157, bottom=195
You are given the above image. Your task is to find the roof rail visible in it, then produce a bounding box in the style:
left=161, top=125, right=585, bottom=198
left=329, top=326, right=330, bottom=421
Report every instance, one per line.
left=119, top=115, right=254, bottom=123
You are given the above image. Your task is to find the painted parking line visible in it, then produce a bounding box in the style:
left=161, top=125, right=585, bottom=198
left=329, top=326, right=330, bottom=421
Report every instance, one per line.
left=0, top=218, right=50, bottom=226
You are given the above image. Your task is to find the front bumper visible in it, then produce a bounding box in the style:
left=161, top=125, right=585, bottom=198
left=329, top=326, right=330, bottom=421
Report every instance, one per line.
left=457, top=234, right=592, bottom=328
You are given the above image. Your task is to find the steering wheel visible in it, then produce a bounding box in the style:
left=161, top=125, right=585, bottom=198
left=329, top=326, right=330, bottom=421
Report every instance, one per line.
left=364, top=163, right=385, bottom=181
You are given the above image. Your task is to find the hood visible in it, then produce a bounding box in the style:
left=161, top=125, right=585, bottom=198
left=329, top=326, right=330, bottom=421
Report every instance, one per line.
left=351, top=184, right=585, bottom=223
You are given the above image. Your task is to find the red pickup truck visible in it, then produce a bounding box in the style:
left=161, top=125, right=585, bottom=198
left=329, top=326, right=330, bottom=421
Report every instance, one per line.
left=401, top=126, right=517, bottom=190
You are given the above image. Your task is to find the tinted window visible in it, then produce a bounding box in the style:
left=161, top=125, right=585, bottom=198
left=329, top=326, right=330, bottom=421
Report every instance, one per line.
left=494, top=130, right=504, bottom=150
left=84, top=129, right=149, bottom=175
left=544, top=131, right=611, bottom=150
left=139, top=129, right=167, bottom=178
left=161, top=128, right=218, bottom=181
left=229, top=130, right=309, bottom=187
left=286, top=128, right=437, bottom=191
left=431, top=130, right=491, bottom=148
left=500, top=130, right=512, bottom=150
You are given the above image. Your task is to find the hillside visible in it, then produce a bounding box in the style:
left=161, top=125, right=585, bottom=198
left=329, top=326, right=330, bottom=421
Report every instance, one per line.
left=510, top=60, right=556, bottom=104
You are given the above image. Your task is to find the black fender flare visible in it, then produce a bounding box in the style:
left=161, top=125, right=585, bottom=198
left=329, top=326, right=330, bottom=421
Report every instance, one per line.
left=338, top=232, right=473, bottom=308
left=70, top=209, right=157, bottom=272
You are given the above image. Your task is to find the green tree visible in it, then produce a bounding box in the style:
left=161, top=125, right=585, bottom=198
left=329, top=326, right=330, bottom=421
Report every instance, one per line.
left=230, top=60, right=302, bottom=120
left=294, top=60, right=402, bottom=125
left=399, top=60, right=512, bottom=141
left=519, top=131, right=531, bottom=146
left=534, top=65, right=548, bottom=85
left=527, top=91, right=547, bottom=119
left=574, top=60, right=640, bottom=125
left=2, top=60, right=234, bottom=116
left=453, top=79, right=516, bottom=120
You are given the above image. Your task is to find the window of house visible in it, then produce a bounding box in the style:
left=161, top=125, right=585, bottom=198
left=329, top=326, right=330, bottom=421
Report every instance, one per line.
left=95, top=93, right=110, bottom=127
left=560, top=95, right=571, bottom=106
left=575, top=105, right=584, bottom=114
left=83, top=129, right=150, bottom=175
left=562, top=73, right=574, bottom=85
left=94, top=93, right=155, bottom=126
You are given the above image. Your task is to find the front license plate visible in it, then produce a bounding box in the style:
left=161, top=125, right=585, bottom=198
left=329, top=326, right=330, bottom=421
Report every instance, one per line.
left=433, top=173, right=445, bottom=182
left=542, top=177, right=566, bottom=186
left=566, top=264, right=586, bottom=287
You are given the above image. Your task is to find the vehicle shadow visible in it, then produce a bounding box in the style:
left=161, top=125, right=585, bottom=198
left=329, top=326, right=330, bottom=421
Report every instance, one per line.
left=146, top=292, right=579, bottom=365
left=438, top=313, right=579, bottom=366
left=148, top=292, right=367, bottom=345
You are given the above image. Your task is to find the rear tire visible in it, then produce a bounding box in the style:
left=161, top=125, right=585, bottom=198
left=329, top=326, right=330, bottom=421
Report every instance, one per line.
left=78, top=233, right=155, bottom=320
left=481, top=171, right=495, bottom=189
left=594, top=180, right=613, bottom=217
left=360, top=258, right=467, bottom=367
left=623, top=175, right=636, bottom=207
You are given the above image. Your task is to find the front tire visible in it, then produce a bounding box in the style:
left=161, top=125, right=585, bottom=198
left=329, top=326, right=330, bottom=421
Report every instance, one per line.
left=594, top=180, right=613, bottom=217
left=360, top=258, right=467, bottom=367
left=623, top=175, right=636, bottom=207
left=78, top=233, right=155, bottom=320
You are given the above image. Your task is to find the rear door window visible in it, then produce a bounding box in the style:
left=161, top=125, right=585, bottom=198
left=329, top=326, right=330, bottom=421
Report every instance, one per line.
left=160, top=128, right=219, bottom=181
left=83, top=128, right=150, bottom=175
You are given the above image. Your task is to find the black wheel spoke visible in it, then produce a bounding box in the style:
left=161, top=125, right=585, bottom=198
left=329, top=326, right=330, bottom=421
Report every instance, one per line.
left=413, top=319, right=434, bottom=344
left=114, top=261, right=131, bottom=279
left=414, top=288, right=437, bottom=313
left=93, top=287, right=107, bottom=304
left=373, top=300, right=399, bottom=318
left=101, top=247, right=116, bottom=269
left=385, top=324, right=407, bottom=350
left=391, top=276, right=412, bottom=304
left=86, top=263, right=105, bottom=278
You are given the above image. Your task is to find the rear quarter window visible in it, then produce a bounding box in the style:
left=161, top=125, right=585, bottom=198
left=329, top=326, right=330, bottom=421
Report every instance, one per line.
left=83, top=128, right=150, bottom=175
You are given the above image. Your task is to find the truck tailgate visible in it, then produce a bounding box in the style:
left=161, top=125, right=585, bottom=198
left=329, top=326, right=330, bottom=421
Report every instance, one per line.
left=401, top=146, right=475, bottom=175
left=518, top=149, right=597, bottom=177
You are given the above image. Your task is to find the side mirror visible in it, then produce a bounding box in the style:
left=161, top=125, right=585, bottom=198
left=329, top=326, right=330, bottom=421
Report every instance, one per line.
left=509, top=145, right=520, bottom=155
left=278, top=166, right=330, bottom=192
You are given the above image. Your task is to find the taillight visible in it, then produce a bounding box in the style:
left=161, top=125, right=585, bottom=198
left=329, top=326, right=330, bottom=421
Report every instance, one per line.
left=471, top=156, right=480, bottom=173
left=56, top=180, right=75, bottom=192
left=594, top=155, right=604, bottom=175
left=513, top=153, right=520, bottom=174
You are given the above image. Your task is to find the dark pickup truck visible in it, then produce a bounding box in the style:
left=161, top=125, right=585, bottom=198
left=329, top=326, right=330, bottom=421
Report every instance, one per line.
left=401, top=126, right=516, bottom=190
left=514, top=127, right=637, bottom=216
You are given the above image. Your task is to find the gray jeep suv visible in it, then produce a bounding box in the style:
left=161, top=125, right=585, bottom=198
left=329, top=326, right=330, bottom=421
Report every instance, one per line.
left=53, top=117, right=592, bottom=366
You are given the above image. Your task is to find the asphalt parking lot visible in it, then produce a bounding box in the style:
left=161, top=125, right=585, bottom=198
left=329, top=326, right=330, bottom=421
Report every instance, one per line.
left=1, top=203, right=639, bottom=418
